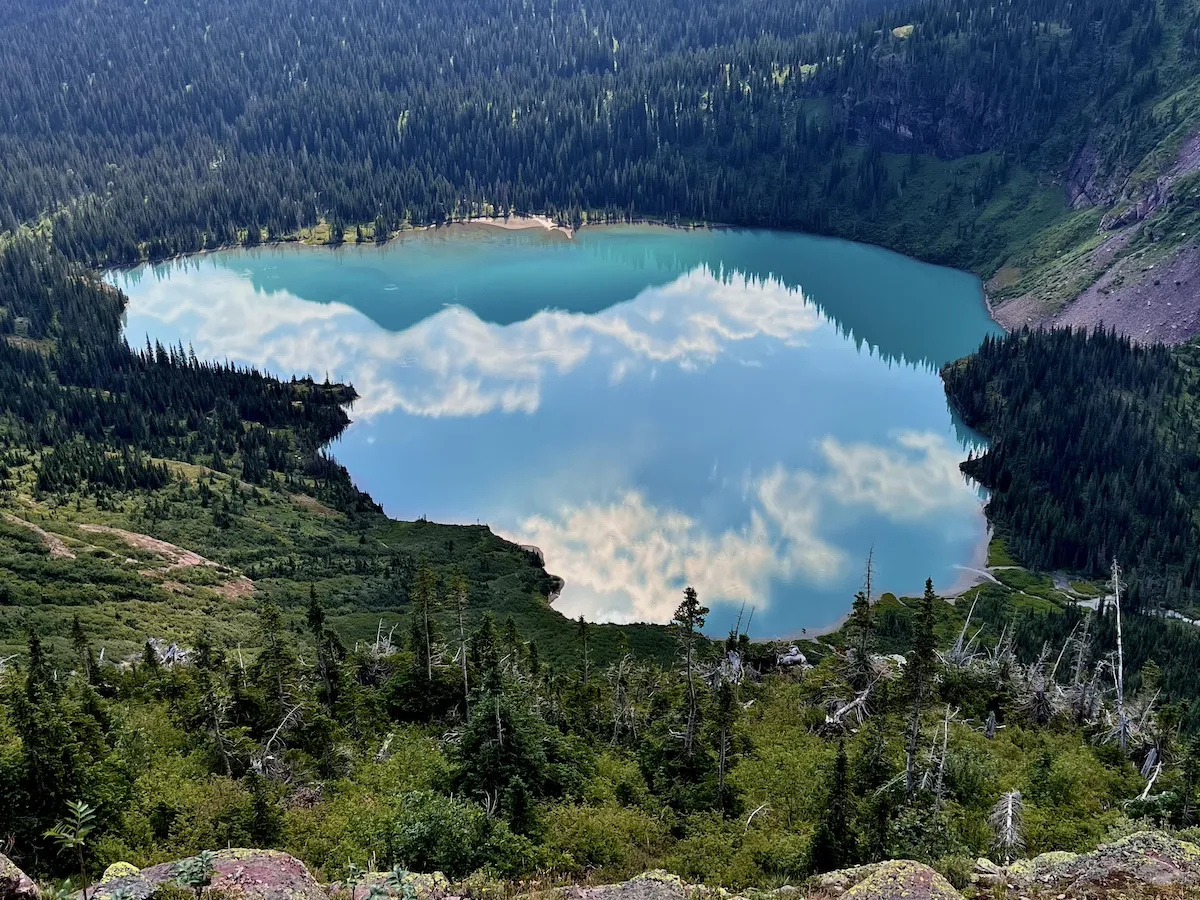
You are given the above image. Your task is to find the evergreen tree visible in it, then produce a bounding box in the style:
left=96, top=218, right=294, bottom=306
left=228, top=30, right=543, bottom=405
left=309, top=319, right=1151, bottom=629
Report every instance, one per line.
left=673, top=586, right=709, bottom=758
left=810, top=740, right=856, bottom=873
left=905, top=578, right=938, bottom=797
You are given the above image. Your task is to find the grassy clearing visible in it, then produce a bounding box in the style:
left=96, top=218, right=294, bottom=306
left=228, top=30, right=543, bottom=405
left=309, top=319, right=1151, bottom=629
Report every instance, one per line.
left=993, top=566, right=1058, bottom=598
left=1008, top=591, right=1063, bottom=614
left=989, top=207, right=1108, bottom=311
left=987, top=536, right=1020, bottom=567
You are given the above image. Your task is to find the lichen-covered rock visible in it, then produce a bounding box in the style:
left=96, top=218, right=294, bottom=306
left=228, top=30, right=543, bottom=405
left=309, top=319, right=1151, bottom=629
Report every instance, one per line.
left=561, top=873, right=685, bottom=900
left=559, top=871, right=727, bottom=900
left=970, top=857, right=1003, bottom=886
left=89, top=850, right=325, bottom=900
left=0, top=853, right=39, bottom=900
left=1006, top=848, right=1080, bottom=881
left=101, top=863, right=141, bottom=884
left=809, top=860, right=962, bottom=900
left=1008, top=831, right=1200, bottom=895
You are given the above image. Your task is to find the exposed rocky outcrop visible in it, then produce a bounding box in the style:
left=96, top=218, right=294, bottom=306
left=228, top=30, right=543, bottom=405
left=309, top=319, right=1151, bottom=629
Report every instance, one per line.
left=89, top=850, right=326, bottom=900
left=1066, top=141, right=1120, bottom=210
left=1011, top=831, right=1200, bottom=895
left=561, top=871, right=691, bottom=900
left=0, top=853, right=38, bottom=900
left=996, top=128, right=1200, bottom=342
left=843, top=65, right=1008, bottom=159
left=973, top=831, right=1200, bottom=897
left=56, top=833, right=1200, bottom=900
left=808, top=860, right=959, bottom=900
left=1043, top=241, right=1200, bottom=344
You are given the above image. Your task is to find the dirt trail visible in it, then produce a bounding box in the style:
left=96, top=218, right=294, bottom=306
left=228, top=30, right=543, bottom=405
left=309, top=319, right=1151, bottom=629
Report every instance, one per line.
left=3, top=513, right=76, bottom=559
left=79, top=524, right=213, bottom=568
left=77, top=524, right=255, bottom=599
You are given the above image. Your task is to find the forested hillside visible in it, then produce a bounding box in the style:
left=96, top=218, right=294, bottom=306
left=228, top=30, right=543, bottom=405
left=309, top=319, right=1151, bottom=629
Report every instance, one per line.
left=944, top=329, right=1200, bottom=612
left=0, top=0, right=1194, bottom=282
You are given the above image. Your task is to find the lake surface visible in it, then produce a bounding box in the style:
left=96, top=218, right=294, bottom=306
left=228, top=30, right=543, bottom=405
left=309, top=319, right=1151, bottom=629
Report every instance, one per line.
left=109, top=225, right=1000, bottom=637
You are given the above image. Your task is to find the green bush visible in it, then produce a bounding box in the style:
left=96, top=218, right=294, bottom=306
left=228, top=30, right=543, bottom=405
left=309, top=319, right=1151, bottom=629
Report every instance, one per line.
left=933, top=855, right=974, bottom=890
left=542, top=804, right=670, bottom=875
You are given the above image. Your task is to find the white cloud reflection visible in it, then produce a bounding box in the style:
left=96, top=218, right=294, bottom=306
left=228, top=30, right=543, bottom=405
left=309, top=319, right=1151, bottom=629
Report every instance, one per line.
left=508, top=429, right=982, bottom=624
left=122, top=266, right=824, bottom=419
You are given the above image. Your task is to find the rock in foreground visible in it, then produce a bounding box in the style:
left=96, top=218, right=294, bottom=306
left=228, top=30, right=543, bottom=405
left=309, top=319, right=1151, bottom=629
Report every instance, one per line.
left=562, top=872, right=689, bottom=900
left=808, top=860, right=961, bottom=900
left=1007, top=831, right=1200, bottom=896
left=90, top=850, right=326, bottom=900
left=0, top=854, right=39, bottom=900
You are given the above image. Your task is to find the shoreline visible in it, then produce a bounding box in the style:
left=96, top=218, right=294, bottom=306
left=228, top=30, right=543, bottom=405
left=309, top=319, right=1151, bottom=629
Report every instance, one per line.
left=106, top=214, right=1011, bottom=331
left=454, top=214, right=575, bottom=238
left=107, top=215, right=1010, bottom=332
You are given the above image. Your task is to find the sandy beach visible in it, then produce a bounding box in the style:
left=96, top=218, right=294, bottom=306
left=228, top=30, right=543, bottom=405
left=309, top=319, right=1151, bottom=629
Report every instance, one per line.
left=458, top=214, right=575, bottom=238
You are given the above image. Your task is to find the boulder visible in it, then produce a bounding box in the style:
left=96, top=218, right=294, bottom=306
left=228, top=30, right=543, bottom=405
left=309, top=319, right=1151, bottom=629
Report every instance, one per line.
left=90, top=850, right=325, bottom=900
left=561, top=872, right=692, bottom=900
left=1007, top=831, right=1200, bottom=895
left=809, top=860, right=962, bottom=900
left=0, top=853, right=39, bottom=900
left=100, top=864, right=140, bottom=884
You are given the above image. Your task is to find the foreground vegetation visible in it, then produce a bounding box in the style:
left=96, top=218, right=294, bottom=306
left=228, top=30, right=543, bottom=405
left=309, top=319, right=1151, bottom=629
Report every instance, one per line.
left=6, top=571, right=1200, bottom=893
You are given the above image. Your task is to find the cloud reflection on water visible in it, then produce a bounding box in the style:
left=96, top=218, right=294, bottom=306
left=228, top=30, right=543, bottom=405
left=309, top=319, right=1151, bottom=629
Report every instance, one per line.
left=125, top=265, right=824, bottom=419
left=513, top=429, right=983, bottom=624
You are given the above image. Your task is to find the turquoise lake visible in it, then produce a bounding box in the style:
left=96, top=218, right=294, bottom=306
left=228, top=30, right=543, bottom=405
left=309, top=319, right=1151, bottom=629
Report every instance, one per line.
left=109, top=225, right=1001, bottom=637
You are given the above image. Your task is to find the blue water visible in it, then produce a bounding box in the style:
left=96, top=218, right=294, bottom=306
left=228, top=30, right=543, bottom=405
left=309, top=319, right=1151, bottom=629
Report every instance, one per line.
left=109, top=225, right=1000, bottom=637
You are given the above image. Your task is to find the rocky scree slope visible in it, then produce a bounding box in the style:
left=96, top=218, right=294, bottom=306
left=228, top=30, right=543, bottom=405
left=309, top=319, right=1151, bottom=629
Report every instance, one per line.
left=992, top=127, right=1200, bottom=343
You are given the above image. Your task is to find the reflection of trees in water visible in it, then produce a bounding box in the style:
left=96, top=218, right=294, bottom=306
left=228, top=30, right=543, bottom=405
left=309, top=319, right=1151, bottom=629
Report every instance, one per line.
left=113, top=227, right=997, bottom=391
left=574, top=227, right=998, bottom=373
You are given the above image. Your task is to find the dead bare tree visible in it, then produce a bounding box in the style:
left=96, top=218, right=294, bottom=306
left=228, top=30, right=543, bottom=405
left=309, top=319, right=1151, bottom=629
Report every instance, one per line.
left=942, top=596, right=983, bottom=669
left=609, top=650, right=636, bottom=743
left=1015, top=645, right=1059, bottom=726
left=450, top=573, right=470, bottom=717
left=204, top=686, right=237, bottom=776
left=251, top=702, right=305, bottom=780
left=933, top=704, right=959, bottom=808
left=1111, top=559, right=1130, bottom=753
left=989, top=791, right=1024, bottom=865
left=822, top=681, right=875, bottom=734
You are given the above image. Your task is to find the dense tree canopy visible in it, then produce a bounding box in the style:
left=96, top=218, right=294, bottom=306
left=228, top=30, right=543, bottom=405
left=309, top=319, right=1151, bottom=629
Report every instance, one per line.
left=944, top=329, right=1200, bottom=612
left=0, top=0, right=1192, bottom=269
